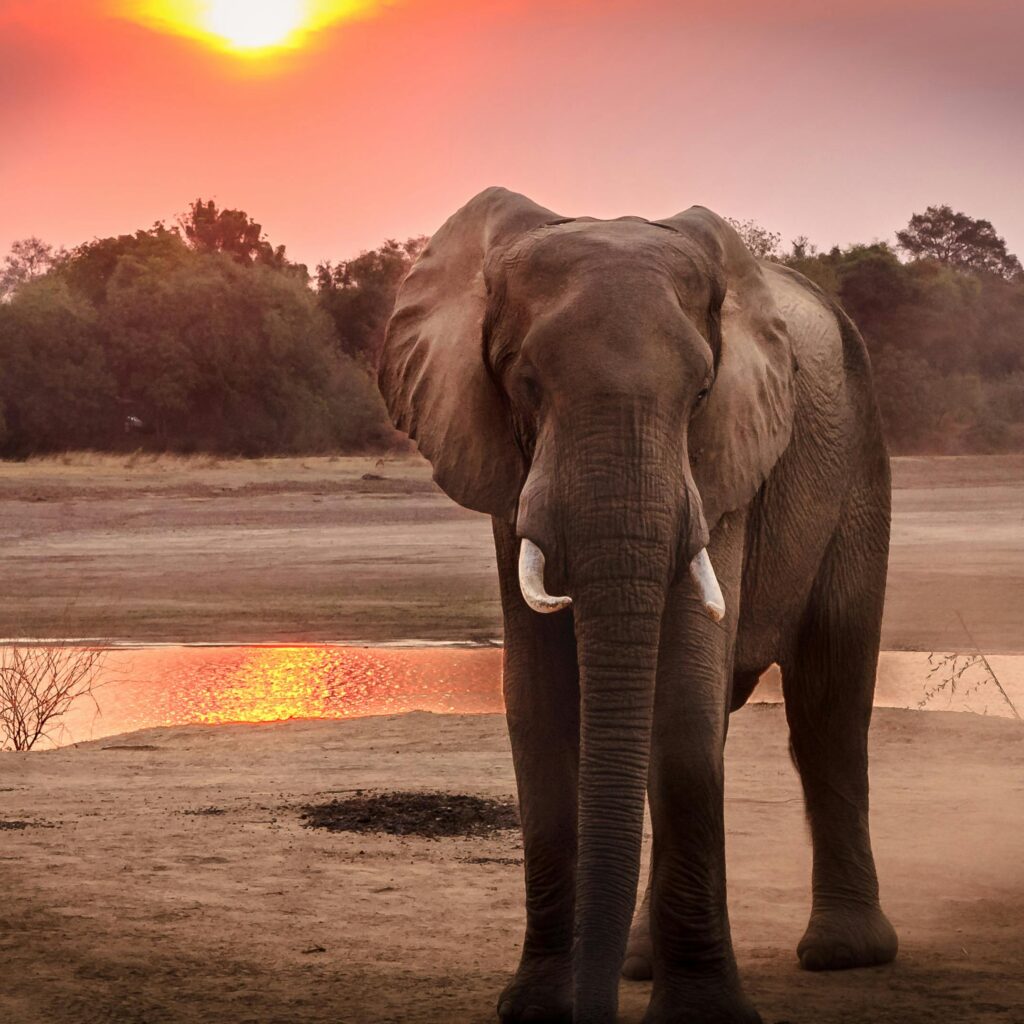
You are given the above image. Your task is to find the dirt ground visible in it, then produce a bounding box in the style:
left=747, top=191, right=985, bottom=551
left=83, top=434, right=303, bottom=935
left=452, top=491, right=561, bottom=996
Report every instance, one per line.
left=1, top=452, right=1022, bottom=652
left=2, top=452, right=1022, bottom=1023
left=2, top=706, right=1022, bottom=1024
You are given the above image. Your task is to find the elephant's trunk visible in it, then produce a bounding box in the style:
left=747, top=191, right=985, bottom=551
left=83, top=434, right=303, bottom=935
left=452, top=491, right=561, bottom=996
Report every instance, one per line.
left=552, top=408, right=690, bottom=1023
left=571, top=557, right=668, bottom=1021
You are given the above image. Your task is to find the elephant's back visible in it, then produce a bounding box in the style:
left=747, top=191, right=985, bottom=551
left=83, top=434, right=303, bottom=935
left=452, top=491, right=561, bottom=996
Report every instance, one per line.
left=760, top=262, right=888, bottom=471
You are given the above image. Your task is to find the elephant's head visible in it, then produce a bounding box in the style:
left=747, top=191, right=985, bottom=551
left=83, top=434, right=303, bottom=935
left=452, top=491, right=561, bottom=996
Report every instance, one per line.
left=378, top=187, right=795, bottom=1017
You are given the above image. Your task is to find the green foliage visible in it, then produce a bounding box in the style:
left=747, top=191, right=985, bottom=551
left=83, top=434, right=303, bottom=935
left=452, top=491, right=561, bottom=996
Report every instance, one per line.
left=0, top=209, right=394, bottom=457
left=0, top=277, right=113, bottom=454
left=1, top=201, right=1021, bottom=458
left=100, top=250, right=388, bottom=453
left=59, top=226, right=189, bottom=308
left=317, top=237, right=426, bottom=365
left=783, top=230, right=1024, bottom=453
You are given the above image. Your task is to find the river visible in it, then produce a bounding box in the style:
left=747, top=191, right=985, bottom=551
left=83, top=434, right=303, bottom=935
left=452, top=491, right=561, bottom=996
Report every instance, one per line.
left=30, top=643, right=1019, bottom=748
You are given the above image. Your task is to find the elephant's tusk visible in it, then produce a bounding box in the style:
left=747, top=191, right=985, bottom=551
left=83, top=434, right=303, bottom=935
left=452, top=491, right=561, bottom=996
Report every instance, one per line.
left=690, top=548, right=726, bottom=622
left=518, top=538, right=572, bottom=614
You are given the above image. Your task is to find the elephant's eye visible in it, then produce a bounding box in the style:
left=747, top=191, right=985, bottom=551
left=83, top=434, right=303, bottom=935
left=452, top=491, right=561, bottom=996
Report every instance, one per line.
left=696, top=385, right=710, bottom=403
left=517, top=373, right=542, bottom=409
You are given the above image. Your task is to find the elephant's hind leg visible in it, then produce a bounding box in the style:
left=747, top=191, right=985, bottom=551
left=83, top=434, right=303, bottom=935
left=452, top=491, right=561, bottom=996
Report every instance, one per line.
left=780, top=486, right=898, bottom=972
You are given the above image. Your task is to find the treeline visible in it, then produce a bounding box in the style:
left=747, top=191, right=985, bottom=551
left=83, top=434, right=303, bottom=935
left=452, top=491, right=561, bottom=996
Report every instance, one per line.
left=1, top=201, right=1022, bottom=457
left=0, top=201, right=423, bottom=457
left=731, top=205, right=1024, bottom=453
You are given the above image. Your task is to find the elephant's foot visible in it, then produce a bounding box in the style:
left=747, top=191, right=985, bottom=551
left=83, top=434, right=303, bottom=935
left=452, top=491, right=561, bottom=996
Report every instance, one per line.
left=497, top=953, right=572, bottom=1023
left=623, top=913, right=654, bottom=980
left=642, top=977, right=762, bottom=1024
left=797, top=902, right=898, bottom=971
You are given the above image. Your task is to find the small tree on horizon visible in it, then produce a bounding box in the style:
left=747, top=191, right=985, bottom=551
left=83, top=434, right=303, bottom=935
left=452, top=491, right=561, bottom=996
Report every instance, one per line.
left=725, top=217, right=782, bottom=261
left=896, top=205, right=1022, bottom=281
left=178, top=199, right=303, bottom=275
left=0, top=237, right=61, bottom=300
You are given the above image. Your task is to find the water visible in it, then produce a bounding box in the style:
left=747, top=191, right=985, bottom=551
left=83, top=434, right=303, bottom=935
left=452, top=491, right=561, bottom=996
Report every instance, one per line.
left=31, top=644, right=1024, bottom=748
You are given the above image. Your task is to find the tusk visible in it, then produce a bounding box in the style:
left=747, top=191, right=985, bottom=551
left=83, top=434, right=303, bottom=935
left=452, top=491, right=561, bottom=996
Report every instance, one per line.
left=518, top=538, right=572, bottom=614
left=689, top=548, right=726, bottom=622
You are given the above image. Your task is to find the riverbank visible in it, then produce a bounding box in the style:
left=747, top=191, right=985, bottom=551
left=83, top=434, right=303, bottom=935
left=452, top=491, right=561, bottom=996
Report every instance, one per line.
left=2, top=452, right=1022, bottom=652
left=2, top=706, right=1022, bottom=1023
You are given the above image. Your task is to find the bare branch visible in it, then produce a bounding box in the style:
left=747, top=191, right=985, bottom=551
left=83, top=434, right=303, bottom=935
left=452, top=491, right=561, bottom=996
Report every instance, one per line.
left=954, top=612, right=1020, bottom=720
left=0, top=642, right=106, bottom=751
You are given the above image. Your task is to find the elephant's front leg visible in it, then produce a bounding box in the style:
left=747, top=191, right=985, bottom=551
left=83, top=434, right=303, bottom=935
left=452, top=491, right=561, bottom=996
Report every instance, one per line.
left=492, top=520, right=579, bottom=1024
left=642, top=516, right=761, bottom=1024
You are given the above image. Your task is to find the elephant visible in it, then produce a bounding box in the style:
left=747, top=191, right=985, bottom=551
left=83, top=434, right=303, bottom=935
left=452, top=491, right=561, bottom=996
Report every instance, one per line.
left=377, top=187, right=898, bottom=1024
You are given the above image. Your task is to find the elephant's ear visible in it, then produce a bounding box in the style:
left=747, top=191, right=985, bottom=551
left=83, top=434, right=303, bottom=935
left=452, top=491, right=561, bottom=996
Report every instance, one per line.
left=656, top=206, right=797, bottom=529
left=378, top=187, right=563, bottom=519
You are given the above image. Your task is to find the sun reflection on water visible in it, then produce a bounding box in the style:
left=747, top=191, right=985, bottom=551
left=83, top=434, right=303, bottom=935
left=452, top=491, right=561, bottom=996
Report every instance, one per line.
left=68, top=645, right=504, bottom=743
left=183, top=646, right=504, bottom=725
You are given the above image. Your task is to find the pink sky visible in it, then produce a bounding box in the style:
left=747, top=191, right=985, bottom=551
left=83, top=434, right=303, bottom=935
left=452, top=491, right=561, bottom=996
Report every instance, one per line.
left=1, top=0, right=1021, bottom=268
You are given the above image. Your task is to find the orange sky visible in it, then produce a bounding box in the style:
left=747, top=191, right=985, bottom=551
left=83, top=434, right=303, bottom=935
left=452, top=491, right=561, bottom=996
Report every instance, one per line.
left=1, top=0, right=1021, bottom=267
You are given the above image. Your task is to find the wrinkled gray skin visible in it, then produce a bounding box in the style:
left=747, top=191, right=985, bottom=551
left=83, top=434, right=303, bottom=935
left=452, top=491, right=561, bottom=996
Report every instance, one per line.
left=378, top=188, right=898, bottom=1024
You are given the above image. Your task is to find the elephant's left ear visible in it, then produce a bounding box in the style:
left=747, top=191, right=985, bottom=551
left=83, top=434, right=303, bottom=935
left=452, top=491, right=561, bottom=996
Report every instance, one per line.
left=656, top=206, right=797, bottom=529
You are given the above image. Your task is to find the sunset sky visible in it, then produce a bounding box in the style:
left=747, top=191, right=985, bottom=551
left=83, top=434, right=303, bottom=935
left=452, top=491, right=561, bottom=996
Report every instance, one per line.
left=2, top=0, right=1021, bottom=268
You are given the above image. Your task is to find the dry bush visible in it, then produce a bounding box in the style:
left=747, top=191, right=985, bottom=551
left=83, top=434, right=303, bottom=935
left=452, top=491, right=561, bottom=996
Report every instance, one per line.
left=920, top=652, right=1020, bottom=718
left=0, top=643, right=106, bottom=751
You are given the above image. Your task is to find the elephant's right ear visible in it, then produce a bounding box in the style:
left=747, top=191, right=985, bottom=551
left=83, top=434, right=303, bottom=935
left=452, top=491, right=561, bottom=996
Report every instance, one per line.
left=655, top=206, right=796, bottom=530
left=378, top=187, right=563, bottom=519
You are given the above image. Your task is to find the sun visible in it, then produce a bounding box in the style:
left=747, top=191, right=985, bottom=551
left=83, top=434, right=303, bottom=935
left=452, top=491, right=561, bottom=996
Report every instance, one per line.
left=205, top=0, right=305, bottom=51
left=119, top=1, right=372, bottom=59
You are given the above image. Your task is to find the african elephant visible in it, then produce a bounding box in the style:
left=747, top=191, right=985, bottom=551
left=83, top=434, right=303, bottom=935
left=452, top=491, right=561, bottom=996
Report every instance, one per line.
left=377, top=188, right=897, bottom=1024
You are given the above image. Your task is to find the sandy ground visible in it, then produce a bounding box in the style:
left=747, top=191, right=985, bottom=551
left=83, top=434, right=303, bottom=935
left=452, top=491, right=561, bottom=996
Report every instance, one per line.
left=2, top=453, right=1021, bottom=1022
left=1, top=706, right=1022, bottom=1024
left=1, top=453, right=1022, bottom=652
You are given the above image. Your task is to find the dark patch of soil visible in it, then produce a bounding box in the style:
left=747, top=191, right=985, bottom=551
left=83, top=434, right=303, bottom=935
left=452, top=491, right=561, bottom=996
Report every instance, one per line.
left=299, top=790, right=520, bottom=838
left=182, top=806, right=226, bottom=816
left=102, top=744, right=161, bottom=751
left=0, top=819, right=56, bottom=830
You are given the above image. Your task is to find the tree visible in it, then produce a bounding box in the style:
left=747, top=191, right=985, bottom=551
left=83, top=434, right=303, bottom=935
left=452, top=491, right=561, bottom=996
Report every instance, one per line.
left=59, top=225, right=189, bottom=308
left=896, top=205, right=1022, bottom=281
left=100, top=249, right=389, bottom=453
left=0, top=276, right=114, bottom=454
left=178, top=199, right=302, bottom=274
left=0, top=238, right=60, bottom=299
left=725, top=218, right=781, bottom=261
left=317, top=237, right=427, bottom=365
left=0, top=216, right=395, bottom=457
left=0, top=641, right=105, bottom=751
